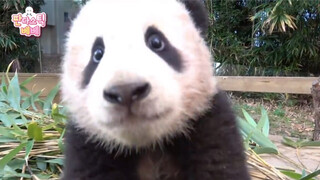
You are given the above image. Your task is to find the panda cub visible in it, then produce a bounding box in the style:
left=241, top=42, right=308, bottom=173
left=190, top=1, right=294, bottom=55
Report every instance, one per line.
left=61, top=0, right=251, bottom=179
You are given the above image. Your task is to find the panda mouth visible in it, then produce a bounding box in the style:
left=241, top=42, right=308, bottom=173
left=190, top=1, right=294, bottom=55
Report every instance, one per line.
left=106, top=106, right=172, bottom=125
left=134, top=108, right=172, bottom=120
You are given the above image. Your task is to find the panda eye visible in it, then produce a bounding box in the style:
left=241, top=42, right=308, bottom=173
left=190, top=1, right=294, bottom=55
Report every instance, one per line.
left=147, top=34, right=165, bottom=51
left=93, top=48, right=104, bottom=63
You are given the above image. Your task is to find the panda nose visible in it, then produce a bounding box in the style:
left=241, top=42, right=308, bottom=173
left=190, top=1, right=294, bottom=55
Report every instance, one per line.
left=103, top=82, right=151, bottom=106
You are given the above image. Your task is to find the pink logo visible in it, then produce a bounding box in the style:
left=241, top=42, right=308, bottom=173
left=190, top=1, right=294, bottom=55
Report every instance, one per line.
left=11, top=7, right=46, bottom=37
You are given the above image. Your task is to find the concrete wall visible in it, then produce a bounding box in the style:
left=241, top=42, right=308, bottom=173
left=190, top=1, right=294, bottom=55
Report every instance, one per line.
left=40, top=0, right=80, bottom=55
left=40, top=26, right=57, bottom=54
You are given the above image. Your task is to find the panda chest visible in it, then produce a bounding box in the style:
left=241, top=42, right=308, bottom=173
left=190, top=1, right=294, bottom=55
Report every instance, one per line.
left=137, top=151, right=183, bottom=180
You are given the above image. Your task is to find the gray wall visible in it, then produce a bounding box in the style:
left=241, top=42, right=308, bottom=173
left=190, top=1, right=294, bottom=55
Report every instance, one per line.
left=40, top=0, right=80, bottom=55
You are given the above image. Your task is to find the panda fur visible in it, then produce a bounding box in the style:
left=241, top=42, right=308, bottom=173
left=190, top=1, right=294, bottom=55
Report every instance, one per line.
left=61, top=0, right=251, bottom=179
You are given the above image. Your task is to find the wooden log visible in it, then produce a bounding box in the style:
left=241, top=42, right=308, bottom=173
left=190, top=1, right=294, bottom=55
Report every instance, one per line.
left=311, top=78, right=320, bottom=141
left=217, top=76, right=318, bottom=94
left=2, top=73, right=317, bottom=95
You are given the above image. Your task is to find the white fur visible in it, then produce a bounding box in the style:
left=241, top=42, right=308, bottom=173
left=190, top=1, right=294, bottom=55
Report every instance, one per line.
left=61, top=0, right=218, bottom=150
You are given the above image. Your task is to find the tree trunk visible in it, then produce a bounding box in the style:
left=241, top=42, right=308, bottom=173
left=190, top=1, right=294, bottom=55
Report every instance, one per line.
left=312, top=78, right=320, bottom=141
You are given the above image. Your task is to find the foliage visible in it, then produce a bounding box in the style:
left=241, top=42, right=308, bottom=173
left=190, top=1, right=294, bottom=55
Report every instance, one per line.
left=237, top=107, right=279, bottom=154
left=0, top=68, right=65, bottom=179
left=281, top=169, right=320, bottom=180
left=206, top=0, right=320, bottom=76
left=0, top=0, right=44, bottom=72
left=237, top=107, right=320, bottom=180
left=282, top=137, right=320, bottom=148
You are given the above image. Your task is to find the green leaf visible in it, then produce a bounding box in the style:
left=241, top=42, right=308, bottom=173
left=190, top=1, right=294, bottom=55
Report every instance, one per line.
left=52, top=113, right=67, bottom=121
left=21, top=96, right=31, bottom=109
left=242, top=109, right=257, bottom=127
left=256, top=107, right=268, bottom=134
left=20, top=74, right=36, bottom=87
left=261, top=107, right=269, bottom=137
left=24, top=140, right=34, bottom=161
left=27, top=122, right=43, bottom=141
left=0, top=114, right=12, bottom=127
left=253, top=147, right=278, bottom=154
left=35, top=173, right=51, bottom=179
left=7, top=72, right=21, bottom=110
left=301, top=169, right=307, bottom=178
left=4, top=113, right=25, bottom=136
left=0, top=127, right=15, bottom=139
left=282, top=137, right=320, bottom=148
left=0, top=137, right=18, bottom=143
left=237, top=117, right=278, bottom=154
left=3, top=165, right=32, bottom=178
left=300, top=141, right=320, bottom=147
left=282, top=136, right=298, bottom=148
left=19, top=113, right=28, bottom=127
left=2, top=165, right=32, bottom=178
left=43, top=83, right=60, bottom=115
left=0, top=142, right=27, bottom=170
left=7, top=159, right=25, bottom=170
left=281, top=170, right=302, bottom=179
left=1, top=75, right=7, bottom=95
left=300, top=169, right=320, bottom=180
left=36, top=158, right=47, bottom=171
left=20, top=85, right=32, bottom=95
left=58, top=128, right=65, bottom=152
left=30, top=90, right=43, bottom=112
left=46, top=158, right=64, bottom=165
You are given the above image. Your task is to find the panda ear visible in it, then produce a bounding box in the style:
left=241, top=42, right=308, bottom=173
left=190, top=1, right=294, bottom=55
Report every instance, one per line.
left=181, top=0, right=209, bottom=38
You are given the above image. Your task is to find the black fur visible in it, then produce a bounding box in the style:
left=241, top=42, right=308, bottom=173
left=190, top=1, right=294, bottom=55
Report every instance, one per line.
left=181, top=0, right=209, bottom=37
left=82, top=37, right=105, bottom=88
left=62, top=91, right=251, bottom=180
left=145, top=26, right=183, bottom=72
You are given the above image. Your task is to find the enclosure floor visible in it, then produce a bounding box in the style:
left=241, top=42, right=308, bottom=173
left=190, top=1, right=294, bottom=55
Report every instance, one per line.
left=260, top=135, right=320, bottom=174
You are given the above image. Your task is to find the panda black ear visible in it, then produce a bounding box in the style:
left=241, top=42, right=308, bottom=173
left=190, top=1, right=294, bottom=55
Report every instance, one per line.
left=181, top=0, right=209, bottom=38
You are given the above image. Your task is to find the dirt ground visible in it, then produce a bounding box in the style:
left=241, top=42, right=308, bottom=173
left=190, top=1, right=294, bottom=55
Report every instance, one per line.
left=261, top=135, right=320, bottom=179
left=231, top=94, right=319, bottom=179
left=231, top=93, right=315, bottom=140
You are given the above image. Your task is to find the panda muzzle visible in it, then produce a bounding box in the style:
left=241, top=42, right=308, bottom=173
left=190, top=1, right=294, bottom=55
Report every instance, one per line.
left=103, top=82, right=151, bottom=107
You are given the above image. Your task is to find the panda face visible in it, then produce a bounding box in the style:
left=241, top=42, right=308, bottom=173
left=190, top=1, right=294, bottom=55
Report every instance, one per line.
left=61, top=0, right=218, bottom=149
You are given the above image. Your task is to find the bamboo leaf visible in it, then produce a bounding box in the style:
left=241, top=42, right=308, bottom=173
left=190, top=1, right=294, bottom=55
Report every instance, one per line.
left=282, top=136, right=298, bottom=148
left=300, top=141, right=320, bottom=147
left=242, top=109, right=257, bottom=127
left=27, top=122, right=43, bottom=141
left=36, top=158, right=47, bottom=171
left=58, top=128, right=65, bottom=152
left=3, top=165, right=32, bottom=178
left=0, top=114, right=12, bottom=127
left=253, top=147, right=278, bottom=154
left=0, top=142, right=27, bottom=170
left=0, top=137, right=19, bottom=143
left=43, top=83, right=60, bottom=115
left=261, top=107, right=269, bottom=137
left=300, top=170, right=320, bottom=180
left=24, top=140, right=34, bottom=161
left=281, top=170, right=302, bottom=179
left=20, top=74, right=36, bottom=87
left=7, top=72, right=21, bottom=110
left=46, top=158, right=64, bottom=166
left=237, top=117, right=278, bottom=153
left=0, top=126, right=15, bottom=139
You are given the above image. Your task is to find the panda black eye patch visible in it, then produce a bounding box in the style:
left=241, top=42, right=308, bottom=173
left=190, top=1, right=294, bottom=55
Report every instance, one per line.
left=82, top=37, right=105, bottom=88
left=145, top=26, right=183, bottom=72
